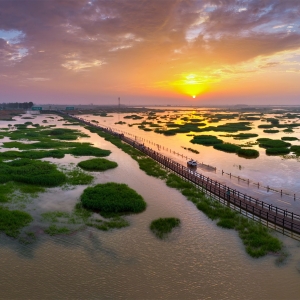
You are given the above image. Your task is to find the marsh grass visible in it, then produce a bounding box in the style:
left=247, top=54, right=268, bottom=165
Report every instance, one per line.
left=237, top=148, right=259, bottom=158
left=78, top=158, right=118, bottom=171
left=81, top=182, right=146, bottom=216
left=266, top=148, right=291, bottom=155
left=263, top=130, right=280, bottom=134
left=281, top=137, right=298, bottom=141
left=190, top=135, right=223, bottom=146
left=182, top=147, right=199, bottom=154
left=150, top=217, right=180, bottom=239
left=0, top=158, right=66, bottom=187
left=257, top=138, right=291, bottom=148
left=69, top=146, right=111, bottom=157
left=0, top=207, right=33, bottom=238
left=86, top=216, right=129, bottom=231
left=42, top=211, right=70, bottom=223
left=64, top=168, right=94, bottom=185
left=44, top=224, right=71, bottom=236
left=220, top=133, right=258, bottom=140
left=0, top=149, right=66, bottom=160
left=213, top=143, right=240, bottom=153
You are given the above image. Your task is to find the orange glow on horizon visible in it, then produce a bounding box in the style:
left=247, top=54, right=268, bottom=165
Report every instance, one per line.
left=172, top=73, right=210, bottom=98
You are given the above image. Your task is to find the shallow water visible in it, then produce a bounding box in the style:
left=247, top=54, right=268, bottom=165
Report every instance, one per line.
left=0, top=112, right=300, bottom=299
left=82, top=110, right=300, bottom=212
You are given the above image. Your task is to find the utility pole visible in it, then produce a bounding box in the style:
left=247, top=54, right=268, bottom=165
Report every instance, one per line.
left=118, top=97, right=120, bottom=112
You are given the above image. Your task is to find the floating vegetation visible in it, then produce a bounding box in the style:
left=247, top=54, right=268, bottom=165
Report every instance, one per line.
left=150, top=217, right=180, bottom=239
left=266, top=148, right=291, bottom=155
left=0, top=158, right=66, bottom=187
left=86, top=216, right=129, bottom=231
left=78, top=158, right=118, bottom=171
left=182, top=146, right=199, bottom=154
left=281, top=137, right=298, bottom=141
left=257, top=138, right=291, bottom=148
left=69, top=146, right=111, bottom=157
left=190, top=135, right=223, bottom=146
left=44, top=224, right=71, bottom=236
left=213, top=143, right=240, bottom=153
left=81, top=182, right=146, bottom=217
left=155, top=122, right=206, bottom=135
left=115, top=121, right=126, bottom=125
left=0, top=207, right=32, bottom=238
left=198, top=122, right=252, bottom=133
left=290, top=145, right=300, bottom=155
left=0, top=149, right=66, bottom=160
left=237, top=148, right=260, bottom=158
left=263, top=129, right=280, bottom=134
left=220, top=133, right=258, bottom=140
left=64, top=168, right=94, bottom=185
left=124, top=114, right=143, bottom=120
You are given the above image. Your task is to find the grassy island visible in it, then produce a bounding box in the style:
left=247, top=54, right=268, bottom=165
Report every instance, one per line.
left=78, top=158, right=118, bottom=171
left=81, top=182, right=146, bottom=216
left=150, top=217, right=180, bottom=239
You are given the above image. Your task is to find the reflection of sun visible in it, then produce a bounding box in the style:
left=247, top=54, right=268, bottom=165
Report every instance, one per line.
left=172, top=73, right=209, bottom=98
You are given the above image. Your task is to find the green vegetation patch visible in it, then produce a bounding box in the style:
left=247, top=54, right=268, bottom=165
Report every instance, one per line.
left=190, top=135, right=223, bottom=146
left=81, top=182, right=146, bottom=216
left=155, top=122, right=206, bottom=135
left=257, top=138, right=291, bottom=148
left=0, top=207, right=33, bottom=238
left=0, top=158, right=66, bottom=187
left=124, top=114, right=143, bottom=120
left=213, top=143, right=240, bottom=153
left=0, top=149, right=65, bottom=160
left=263, top=129, right=280, bottom=134
left=86, top=217, right=129, bottom=231
left=220, top=133, right=258, bottom=140
left=78, top=158, right=118, bottom=171
left=65, top=168, right=94, bottom=185
left=291, top=145, right=300, bottom=155
left=69, top=145, right=111, bottom=157
left=44, top=224, right=71, bottom=236
left=281, top=137, right=298, bottom=141
left=237, top=148, right=260, bottom=158
left=198, top=122, right=252, bottom=133
left=150, top=217, right=180, bottom=239
left=266, top=148, right=291, bottom=155
left=182, top=147, right=199, bottom=154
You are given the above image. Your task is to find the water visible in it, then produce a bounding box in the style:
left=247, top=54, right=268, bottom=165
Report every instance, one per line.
left=81, top=110, right=300, bottom=212
left=0, top=112, right=300, bottom=299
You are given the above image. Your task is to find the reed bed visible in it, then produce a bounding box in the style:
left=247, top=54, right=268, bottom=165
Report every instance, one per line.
left=150, top=217, right=180, bottom=239
left=81, top=182, right=146, bottom=216
left=78, top=158, right=118, bottom=171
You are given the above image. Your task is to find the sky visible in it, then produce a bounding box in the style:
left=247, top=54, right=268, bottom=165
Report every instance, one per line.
left=0, top=0, right=300, bottom=106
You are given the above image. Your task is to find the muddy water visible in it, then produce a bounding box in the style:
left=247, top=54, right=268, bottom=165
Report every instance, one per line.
left=0, top=113, right=300, bottom=299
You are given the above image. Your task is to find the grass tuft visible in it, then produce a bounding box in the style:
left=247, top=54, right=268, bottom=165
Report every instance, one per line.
left=150, top=217, right=180, bottom=239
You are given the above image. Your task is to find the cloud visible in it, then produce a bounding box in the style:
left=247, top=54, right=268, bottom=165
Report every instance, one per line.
left=0, top=0, right=300, bottom=102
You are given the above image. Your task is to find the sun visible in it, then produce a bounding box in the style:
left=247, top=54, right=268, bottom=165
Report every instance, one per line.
left=171, top=73, right=209, bottom=98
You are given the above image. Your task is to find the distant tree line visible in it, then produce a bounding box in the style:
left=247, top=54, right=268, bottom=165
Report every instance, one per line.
left=0, top=102, right=34, bottom=109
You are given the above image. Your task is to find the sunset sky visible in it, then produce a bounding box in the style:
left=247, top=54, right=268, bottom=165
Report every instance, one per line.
left=1, top=0, right=300, bottom=105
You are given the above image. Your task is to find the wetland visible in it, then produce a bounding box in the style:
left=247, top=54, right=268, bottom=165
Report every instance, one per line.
left=1, top=108, right=300, bottom=299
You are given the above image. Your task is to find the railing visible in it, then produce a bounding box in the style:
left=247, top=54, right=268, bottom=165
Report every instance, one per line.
left=64, top=112, right=300, bottom=238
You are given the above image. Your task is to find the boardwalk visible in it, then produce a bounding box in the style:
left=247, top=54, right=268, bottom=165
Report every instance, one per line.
left=65, top=112, right=300, bottom=239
